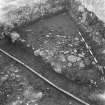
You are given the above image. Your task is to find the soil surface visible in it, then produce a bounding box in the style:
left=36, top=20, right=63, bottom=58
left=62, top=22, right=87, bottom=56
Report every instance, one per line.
left=0, top=50, right=78, bottom=105
left=0, top=10, right=104, bottom=105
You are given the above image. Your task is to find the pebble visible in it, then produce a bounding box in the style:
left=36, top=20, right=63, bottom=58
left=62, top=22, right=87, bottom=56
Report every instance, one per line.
left=21, top=39, right=26, bottom=42
left=59, top=55, right=66, bottom=62
left=64, top=51, right=69, bottom=54
left=74, top=49, right=77, bottom=53
left=68, top=62, right=72, bottom=67
left=102, top=50, right=105, bottom=54
left=69, top=101, right=72, bottom=105
left=76, top=57, right=81, bottom=61
left=34, top=49, right=40, bottom=56
left=46, top=87, right=50, bottom=90
left=32, top=47, right=35, bottom=50
left=26, top=29, right=32, bottom=32
left=48, top=32, right=52, bottom=35
left=53, top=64, right=62, bottom=73
left=78, top=53, right=84, bottom=57
left=79, top=61, right=85, bottom=68
left=97, top=92, right=105, bottom=101
left=84, top=58, right=90, bottom=65
left=92, top=61, right=96, bottom=65
left=46, top=34, right=50, bottom=37
left=74, top=37, right=79, bottom=41
left=26, top=44, right=30, bottom=47
left=10, top=32, right=20, bottom=43
left=1, top=75, right=8, bottom=81
left=56, top=35, right=61, bottom=37
left=78, top=5, right=85, bottom=12
left=67, top=55, right=78, bottom=63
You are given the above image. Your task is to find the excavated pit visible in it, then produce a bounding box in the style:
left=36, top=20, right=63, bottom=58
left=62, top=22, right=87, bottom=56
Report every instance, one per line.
left=0, top=1, right=105, bottom=105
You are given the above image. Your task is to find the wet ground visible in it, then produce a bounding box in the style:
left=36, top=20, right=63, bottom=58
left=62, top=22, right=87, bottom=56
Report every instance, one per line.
left=0, top=9, right=104, bottom=105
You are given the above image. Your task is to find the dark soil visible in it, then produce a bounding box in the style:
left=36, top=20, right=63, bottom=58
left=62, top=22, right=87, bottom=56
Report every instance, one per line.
left=0, top=10, right=104, bottom=105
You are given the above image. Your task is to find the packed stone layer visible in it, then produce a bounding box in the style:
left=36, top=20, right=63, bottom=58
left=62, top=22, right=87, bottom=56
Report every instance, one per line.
left=33, top=28, right=100, bottom=84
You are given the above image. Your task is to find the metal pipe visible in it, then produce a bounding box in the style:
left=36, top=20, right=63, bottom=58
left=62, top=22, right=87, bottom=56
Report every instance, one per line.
left=78, top=32, right=98, bottom=64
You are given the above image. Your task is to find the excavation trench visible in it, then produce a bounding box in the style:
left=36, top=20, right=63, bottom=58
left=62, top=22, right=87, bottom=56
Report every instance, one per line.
left=0, top=11, right=103, bottom=105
